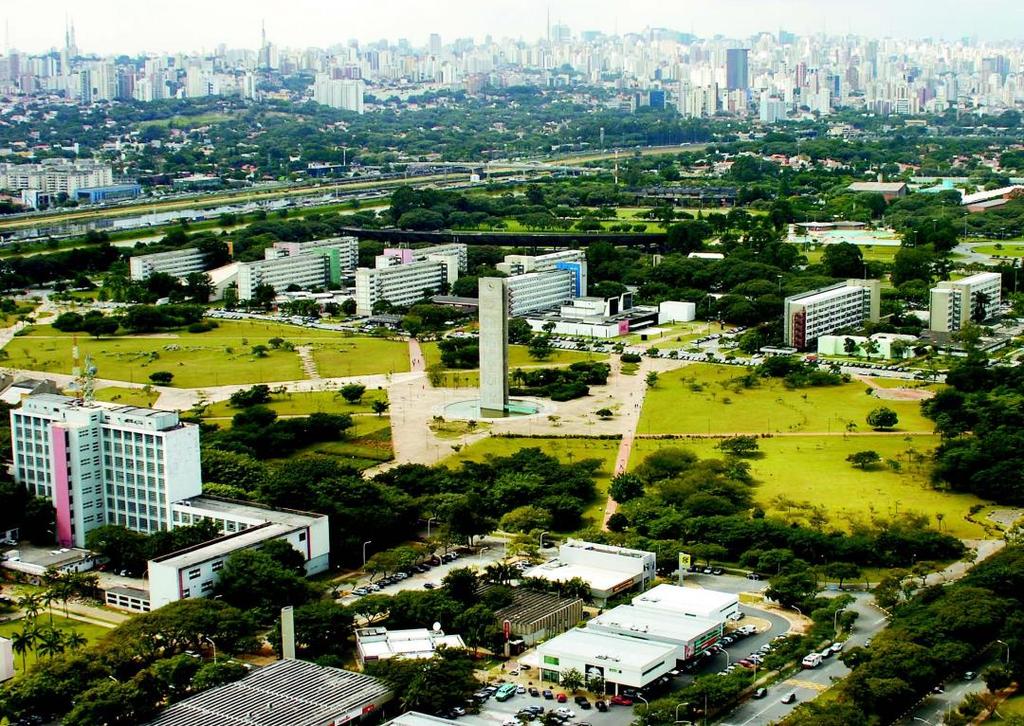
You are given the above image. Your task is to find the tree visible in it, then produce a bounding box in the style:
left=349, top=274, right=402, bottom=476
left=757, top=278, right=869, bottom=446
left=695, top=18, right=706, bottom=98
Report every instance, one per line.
left=340, top=384, right=366, bottom=404
left=499, top=505, right=552, bottom=533
left=609, top=473, right=645, bottom=503
left=372, top=400, right=390, bottom=417
left=822, top=242, right=866, bottom=279
left=827, top=562, right=862, bottom=590
left=148, top=371, right=174, bottom=385
left=847, top=450, right=882, bottom=469
left=867, top=407, right=899, bottom=430
left=441, top=567, right=480, bottom=606
left=717, top=436, right=760, bottom=457
left=843, top=337, right=860, bottom=357
left=528, top=335, right=553, bottom=361
left=341, top=298, right=357, bottom=316
left=228, top=384, right=273, bottom=408
left=645, top=371, right=660, bottom=388
left=559, top=667, right=584, bottom=693
left=214, top=548, right=313, bottom=623
left=508, top=318, right=534, bottom=345
left=766, top=571, right=818, bottom=608
left=11, top=627, right=36, bottom=671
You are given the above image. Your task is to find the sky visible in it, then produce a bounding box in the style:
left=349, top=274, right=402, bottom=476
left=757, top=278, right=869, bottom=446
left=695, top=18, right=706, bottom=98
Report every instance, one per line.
left=2, top=0, right=1023, bottom=55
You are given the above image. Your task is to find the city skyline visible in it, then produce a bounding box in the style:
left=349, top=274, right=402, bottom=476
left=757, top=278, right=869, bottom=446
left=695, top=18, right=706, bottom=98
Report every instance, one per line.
left=2, top=0, right=1024, bottom=55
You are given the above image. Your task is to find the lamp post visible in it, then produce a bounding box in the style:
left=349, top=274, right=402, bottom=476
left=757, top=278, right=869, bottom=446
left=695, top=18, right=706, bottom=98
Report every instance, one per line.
left=637, top=695, right=649, bottom=726
left=202, top=635, right=217, bottom=664
left=675, top=702, right=690, bottom=723
left=362, top=540, right=372, bottom=567
left=997, top=639, right=1011, bottom=664
left=426, top=517, right=437, bottom=538
left=834, top=607, right=846, bottom=633
left=539, top=530, right=549, bottom=550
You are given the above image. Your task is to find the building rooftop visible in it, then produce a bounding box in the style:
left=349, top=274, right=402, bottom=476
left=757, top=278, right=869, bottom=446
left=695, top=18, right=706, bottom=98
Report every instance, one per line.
left=146, top=658, right=391, bottom=726
left=847, top=181, right=907, bottom=192
left=632, top=584, right=738, bottom=617
left=149, top=522, right=294, bottom=569
left=537, top=628, right=677, bottom=667
left=355, top=627, right=466, bottom=660
left=175, top=496, right=326, bottom=529
left=523, top=562, right=634, bottom=591
left=387, top=713, right=458, bottom=726
left=589, top=605, right=720, bottom=642
left=482, top=584, right=582, bottom=626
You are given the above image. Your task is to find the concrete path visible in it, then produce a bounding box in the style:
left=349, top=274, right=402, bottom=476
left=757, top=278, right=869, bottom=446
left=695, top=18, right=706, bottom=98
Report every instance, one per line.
left=408, top=338, right=425, bottom=373
left=295, top=345, right=320, bottom=379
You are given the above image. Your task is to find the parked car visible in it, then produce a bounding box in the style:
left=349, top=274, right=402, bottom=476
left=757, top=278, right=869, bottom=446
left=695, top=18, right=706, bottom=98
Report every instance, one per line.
left=543, top=690, right=554, bottom=700
left=609, top=695, right=633, bottom=706
left=574, top=696, right=589, bottom=705
left=529, top=688, right=540, bottom=697
left=595, top=701, right=608, bottom=712
left=423, top=583, right=435, bottom=589
left=556, top=693, right=568, bottom=703
left=830, top=641, right=845, bottom=653
left=712, top=567, right=724, bottom=575
left=753, top=688, right=768, bottom=699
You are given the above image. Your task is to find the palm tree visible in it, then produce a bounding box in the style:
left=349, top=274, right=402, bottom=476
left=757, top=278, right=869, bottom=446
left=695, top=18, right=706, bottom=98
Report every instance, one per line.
left=40, top=589, right=58, bottom=625
left=18, top=593, right=42, bottom=621
left=10, top=627, right=36, bottom=671
left=35, top=627, right=65, bottom=661
left=63, top=630, right=88, bottom=652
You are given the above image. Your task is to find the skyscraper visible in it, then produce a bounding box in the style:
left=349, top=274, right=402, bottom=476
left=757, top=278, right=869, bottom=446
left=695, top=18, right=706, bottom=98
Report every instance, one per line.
left=726, top=48, right=749, bottom=91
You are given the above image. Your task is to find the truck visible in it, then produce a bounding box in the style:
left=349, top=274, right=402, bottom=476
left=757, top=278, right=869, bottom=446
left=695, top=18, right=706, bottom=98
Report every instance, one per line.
left=802, top=653, right=823, bottom=669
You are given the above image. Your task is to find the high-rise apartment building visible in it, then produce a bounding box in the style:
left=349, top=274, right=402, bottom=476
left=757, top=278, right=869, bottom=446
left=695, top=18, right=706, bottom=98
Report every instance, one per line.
left=10, top=396, right=202, bottom=548
left=497, top=250, right=588, bottom=297
left=928, top=272, right=1002, bottom=333
left=312, top=74, right=365, bottom=114
left=505, top=270, right=577, bottom=316
left=783, top=279, right=881, bottom=349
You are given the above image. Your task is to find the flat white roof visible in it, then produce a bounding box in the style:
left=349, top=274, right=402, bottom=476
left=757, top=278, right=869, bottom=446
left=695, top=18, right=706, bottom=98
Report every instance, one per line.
left=538, top=628, right=677, bottom=668
left=589, top=605, right=720, bottom=642
left=524, top=562, right=634, bottom=591
left=149, top=522, right=294, bottom=569
left=789, top=283, right=865, bottom=307
left=632, top=584, right=738, bottom=616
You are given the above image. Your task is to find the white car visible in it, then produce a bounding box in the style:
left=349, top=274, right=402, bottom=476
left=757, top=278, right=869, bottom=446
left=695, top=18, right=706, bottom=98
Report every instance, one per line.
left=555, top=708, right=576, bottom=718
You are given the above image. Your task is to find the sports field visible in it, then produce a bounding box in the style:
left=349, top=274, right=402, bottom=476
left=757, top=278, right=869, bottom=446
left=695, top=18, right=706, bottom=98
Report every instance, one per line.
left=3, top=321, right=408, bottom=387
left=629, top=434, right=988, bottom=539
left=638, top=363, right=934, bottom=435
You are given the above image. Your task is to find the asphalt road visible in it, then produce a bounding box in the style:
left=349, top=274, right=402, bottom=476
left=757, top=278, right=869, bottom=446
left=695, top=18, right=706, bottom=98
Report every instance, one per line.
left=898, top=669, right=990, bottom=725
left=719, top=593, right=888, bottom=726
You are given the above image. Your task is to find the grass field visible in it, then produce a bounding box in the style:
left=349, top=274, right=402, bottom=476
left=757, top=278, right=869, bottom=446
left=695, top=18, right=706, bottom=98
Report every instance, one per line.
left=973, top=242, right=1024, bottom=258
left=280, top=414, right=394, bottom=470
left=638, top=363, right=934, bottom=435
left=94, top=386, right=161, bottom=407
left=0, top=614, right=110, bottom=674
left=629, top=434, right=988, bottom=539
left=420, top=343, right=606, bottom=388
left=201, top=389, right=389, bottom=420
left=4, top=321, right=407, bottom=387
left=802, top=245, right=902, bottom=265
left=311, top=337, right=410, bottom=378
left=137, top=112, right=233, bottom=129
left=990, top=694, right=1024, bottom=720
left=441, top=435, right=621, bottom=528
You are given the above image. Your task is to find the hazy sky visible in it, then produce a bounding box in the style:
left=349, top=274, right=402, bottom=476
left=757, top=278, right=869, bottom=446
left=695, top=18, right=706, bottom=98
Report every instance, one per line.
left=3, top=0, right=1023, bottom=55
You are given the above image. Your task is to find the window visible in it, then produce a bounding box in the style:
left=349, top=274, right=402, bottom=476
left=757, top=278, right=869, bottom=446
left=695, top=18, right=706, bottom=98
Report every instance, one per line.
left=543, top=656, right=560, bottom=666
left=188, top=568, right=201, bottom=580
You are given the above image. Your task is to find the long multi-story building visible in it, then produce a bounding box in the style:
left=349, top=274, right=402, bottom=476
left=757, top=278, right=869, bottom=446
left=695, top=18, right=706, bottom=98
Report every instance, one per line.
left=506, top=270, right=576, bottom=316
left=0, top=159, right=113, bottom=195
left=129, top=247, right=209, bottom=281
left=149, top=498, right=330, bottom=608
left=498, top=250, right=588, bottom=297
left=783, top=279, right=881, bottom=349
left=929, top=272, right=1002, bottom=333
left=354, top=244, right=466, bottom=315
left=265, top=236, right=360, bottom=272
left=312, top=74, right=365, bottom=114
left=237, top=237, right=363, bottom=300
left=10, top=395, right=202, bottom=548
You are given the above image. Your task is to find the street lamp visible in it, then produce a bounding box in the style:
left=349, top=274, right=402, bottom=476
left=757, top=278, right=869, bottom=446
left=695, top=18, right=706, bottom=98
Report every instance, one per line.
left=202, top=635, right=217, bottom=664
left=637, top=695, right=650, bottom=725
left=675, top=702, right=690, bottom=723
left=426, top=517, right=437, bottom=538
left=539, top=530, right=549, bottom=550
left=834, top=608, right=847, bottom=633
left=997, top=639, right=1011, bottom=664
left=362, top=540, right=373, bottom=567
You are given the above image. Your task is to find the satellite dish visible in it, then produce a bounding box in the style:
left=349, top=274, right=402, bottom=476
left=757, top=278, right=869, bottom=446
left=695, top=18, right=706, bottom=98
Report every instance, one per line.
left=432, top=621, right=442, bottom=632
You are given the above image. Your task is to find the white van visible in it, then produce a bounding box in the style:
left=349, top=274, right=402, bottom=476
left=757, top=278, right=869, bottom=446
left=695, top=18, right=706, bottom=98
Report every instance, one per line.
left=802, top=653, right=823, bottom=669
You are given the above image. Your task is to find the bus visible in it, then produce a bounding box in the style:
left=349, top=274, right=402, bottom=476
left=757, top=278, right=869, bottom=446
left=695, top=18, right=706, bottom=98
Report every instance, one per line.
left=495, top=684, right=518, bottom=702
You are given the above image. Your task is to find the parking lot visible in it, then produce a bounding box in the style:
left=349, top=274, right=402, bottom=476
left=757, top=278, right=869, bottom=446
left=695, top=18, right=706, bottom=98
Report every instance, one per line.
left=462, top=686, right=636, bottom=726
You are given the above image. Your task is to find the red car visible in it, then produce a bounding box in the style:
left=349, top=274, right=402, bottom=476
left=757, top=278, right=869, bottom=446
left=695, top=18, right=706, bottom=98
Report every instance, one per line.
left=556, top=693, right=568, bottom=703
left=609, top=696, right=633, bottom=706
left=738, top=659, right=755, bottom=668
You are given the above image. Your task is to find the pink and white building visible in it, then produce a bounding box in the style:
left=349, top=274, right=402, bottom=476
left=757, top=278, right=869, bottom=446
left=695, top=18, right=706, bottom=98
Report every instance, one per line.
left=10, top=395, right=201, bottom=548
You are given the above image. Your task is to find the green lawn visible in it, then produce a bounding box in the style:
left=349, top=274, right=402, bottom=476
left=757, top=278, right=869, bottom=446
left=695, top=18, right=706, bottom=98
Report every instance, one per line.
left=991, top=694, right=1024, bottom=720
left=4, top=321, right=406, bottom=388
left=973, top=243, right=1024, bottom=258
left=802, top=245, right=902, bottom=265
left=441, top=436, right=621, bottom=529
left=137, top=112, right=233, bottom=129
left=311, top=337, right=410, bottom=378
left=629, top=435, right=988, bottom=539
left=420, top=343, right=606, bottom=387
left=0, top=614, right=110, bottom=674
left=638, top=363, right=934, bottom=435
left=279, top=415, right=394, bottom=470
left=201, top=389, right=389, bottom=419
left=94, top=386, right=161, bottom=407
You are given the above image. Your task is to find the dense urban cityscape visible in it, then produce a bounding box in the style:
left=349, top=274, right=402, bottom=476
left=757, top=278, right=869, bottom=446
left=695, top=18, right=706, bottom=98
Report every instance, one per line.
left=0, top=2, right=1021, bottom=725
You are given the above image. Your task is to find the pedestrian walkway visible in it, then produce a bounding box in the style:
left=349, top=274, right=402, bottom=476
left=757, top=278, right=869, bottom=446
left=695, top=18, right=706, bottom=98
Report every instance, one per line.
left=296, top=345, right=320, bottom=379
